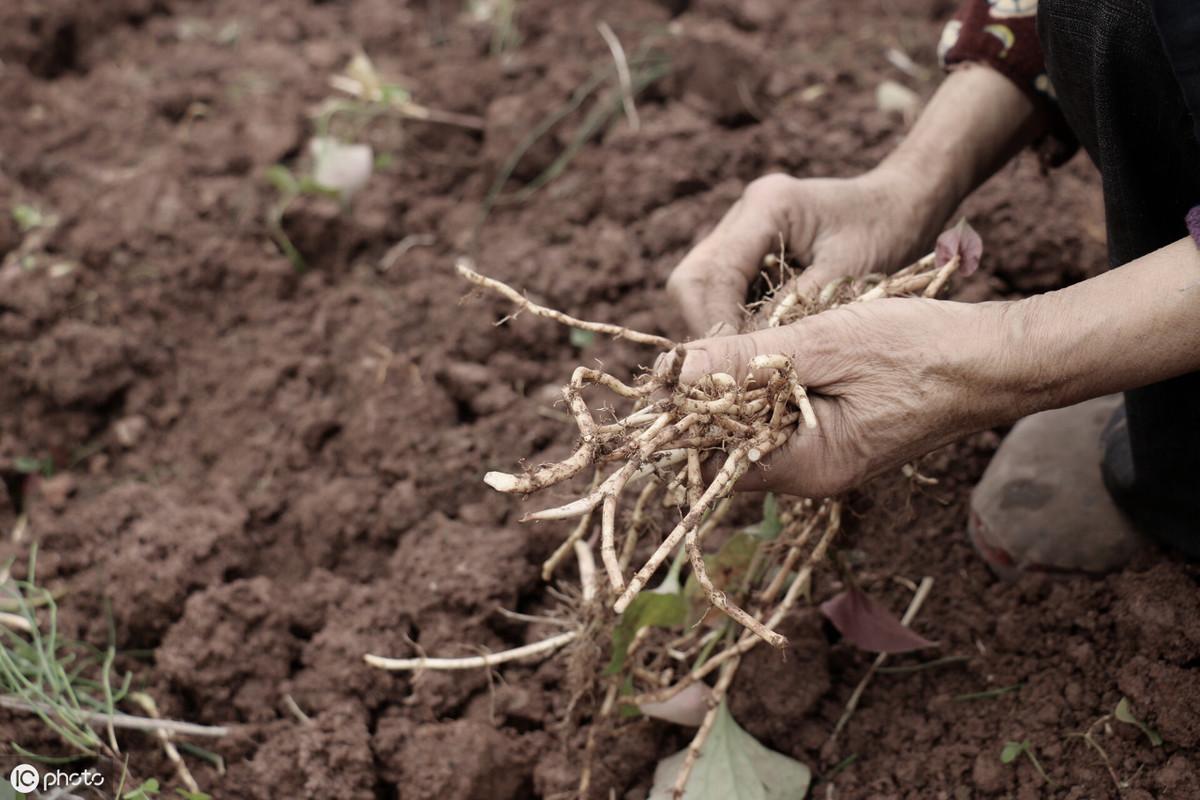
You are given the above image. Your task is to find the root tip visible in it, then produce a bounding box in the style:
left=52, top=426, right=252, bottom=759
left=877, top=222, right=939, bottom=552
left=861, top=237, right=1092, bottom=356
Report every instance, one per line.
left=484, top=471, right=522, bottom=492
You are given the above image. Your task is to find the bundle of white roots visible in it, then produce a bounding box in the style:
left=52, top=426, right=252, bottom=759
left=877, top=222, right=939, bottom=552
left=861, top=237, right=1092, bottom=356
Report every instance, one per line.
left=362, top=250, right=961, bottom=798
left=465, top=247, right=961, bottom=649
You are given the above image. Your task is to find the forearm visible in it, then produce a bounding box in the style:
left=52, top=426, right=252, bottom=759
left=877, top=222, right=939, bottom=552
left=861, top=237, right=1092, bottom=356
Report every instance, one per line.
left=982, top=238, right=1200, bottom=419
left=869, top=65, right=1046, bottom=244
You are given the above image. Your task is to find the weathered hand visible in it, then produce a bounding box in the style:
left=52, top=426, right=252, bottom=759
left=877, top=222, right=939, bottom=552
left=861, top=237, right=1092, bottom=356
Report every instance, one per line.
left=674, top=297, right=1011, bottom=497
left=666, top=171, right=938, bottom=338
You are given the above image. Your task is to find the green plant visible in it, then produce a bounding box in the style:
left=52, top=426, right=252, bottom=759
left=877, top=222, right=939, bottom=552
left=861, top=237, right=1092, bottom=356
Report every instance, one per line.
left=1000, top=739, right=1053, bottom=785
left=1115, top=696, right=1163, bottom=746
left=11, top=204, right=47, bottom=233
left=11, top=456, right=53, bottom=477
left=263, top=164, right=340, bottom=271
left=0, top=546, right=130, bottom=758
left=368, top=227, right=981, bottom=795
left=1, top=548, right=222, bottom=796
left=469, top=0, right=520, bottom=57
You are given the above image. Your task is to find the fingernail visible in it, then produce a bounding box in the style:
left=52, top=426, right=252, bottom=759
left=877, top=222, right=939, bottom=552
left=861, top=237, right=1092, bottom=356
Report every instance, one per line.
left=677, top=347, right=712, bottom=385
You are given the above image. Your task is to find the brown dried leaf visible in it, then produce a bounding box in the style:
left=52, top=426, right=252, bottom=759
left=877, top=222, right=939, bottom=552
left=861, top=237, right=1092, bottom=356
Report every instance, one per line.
left=819, top=587, right=934, bottom=654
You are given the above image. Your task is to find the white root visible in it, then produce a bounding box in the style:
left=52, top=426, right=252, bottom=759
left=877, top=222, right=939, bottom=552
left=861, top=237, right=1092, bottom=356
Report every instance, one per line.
left=574, top=540, right=597, bottom=604
left=0, top=696, right=229, bottom=738
left=614, top=445, right=752, bottom=614
left=365, top=630, right=578, bottom=671
left=456, top=259, right=674, bottom=349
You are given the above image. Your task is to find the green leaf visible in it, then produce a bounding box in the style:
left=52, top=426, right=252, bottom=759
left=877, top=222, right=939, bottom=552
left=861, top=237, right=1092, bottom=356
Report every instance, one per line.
left=124, top=778, right=161, bottom=799
left=999, top=741, right=1026, bottom=764
left=11, top=204, right=45, bottom=232
left=604, top=591, right=685, bottom=675
left=1115, top=697, right=1163, bottom=747
left=749, top=494, right=782, bottom=540
left=263, top=164, right=299, bottom=196
left=569, top=328, right=596, bottom=349
left=649, top=702, right=811, bottom=799
left=176, top=791, right=212, bottom=800
left=12, top=456, right=52, bottom=476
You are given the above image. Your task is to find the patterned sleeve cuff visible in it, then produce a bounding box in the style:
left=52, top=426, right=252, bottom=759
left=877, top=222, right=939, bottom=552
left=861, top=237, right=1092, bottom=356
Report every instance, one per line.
left=939, top=0, right=1078, bottom=166
left=1186, top=207, right=1200, bottom=247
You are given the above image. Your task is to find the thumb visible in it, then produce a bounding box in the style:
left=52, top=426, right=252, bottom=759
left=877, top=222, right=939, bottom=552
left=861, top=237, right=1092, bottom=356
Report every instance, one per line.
left=771, top=259, right=849, bottom=311
left=676, top=325, right=807, bottom=386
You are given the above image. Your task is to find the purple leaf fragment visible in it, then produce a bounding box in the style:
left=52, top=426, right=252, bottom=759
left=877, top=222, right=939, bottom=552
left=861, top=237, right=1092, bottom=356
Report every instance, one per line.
left=819, top=587, right=935, bottom=654
left=934, top=218, right=983, bottom=276
left=639, top=682, right=711, bottom=727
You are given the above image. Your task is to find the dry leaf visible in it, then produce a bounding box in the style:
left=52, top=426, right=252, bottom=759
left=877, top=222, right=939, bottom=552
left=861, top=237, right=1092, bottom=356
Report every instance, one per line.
left=819, top=587, right=934, bottom=654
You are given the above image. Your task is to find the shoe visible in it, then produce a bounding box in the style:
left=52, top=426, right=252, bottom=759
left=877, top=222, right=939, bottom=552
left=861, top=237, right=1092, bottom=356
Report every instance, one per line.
left=968, top=395, right=1146, bottom=577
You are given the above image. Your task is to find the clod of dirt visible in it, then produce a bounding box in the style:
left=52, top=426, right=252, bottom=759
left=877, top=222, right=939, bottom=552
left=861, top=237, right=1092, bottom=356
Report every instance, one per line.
left=696, top=0, right=785, bottom=31
left=227, top=701, right=376, bottom=800
left=1113, top=564, right=1200, bottom=664
left=374, top=716, right=537, bottom=800
left=1118, top=655, right=1200, bottom=748
left=157, top=577, right=300, bottom=724
left=484, top=93, right=563, bottom=181
left=102, top=491, right=250, bottom=642
left=730, top=611, right=832, bottom=750
left=27, top=321, right=139, bottom=406
left=661, top=21, right=769, bottom=124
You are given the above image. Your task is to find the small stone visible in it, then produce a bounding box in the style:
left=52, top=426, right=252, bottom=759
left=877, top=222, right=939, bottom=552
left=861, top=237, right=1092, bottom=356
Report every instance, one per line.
left=113, top=415, right=148, bottom=448
left=971, top=751, right=1008, bottom=793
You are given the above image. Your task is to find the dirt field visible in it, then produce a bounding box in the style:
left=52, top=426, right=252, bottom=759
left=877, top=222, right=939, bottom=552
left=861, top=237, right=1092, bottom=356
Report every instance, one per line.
left=1, top=0, right=1197, bottom=797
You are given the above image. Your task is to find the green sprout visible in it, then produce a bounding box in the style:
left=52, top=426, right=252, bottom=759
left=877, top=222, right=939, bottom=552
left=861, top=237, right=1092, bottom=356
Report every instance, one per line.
left=1114, top=697, right=1163, bottom=747
left=11, top=204, right=46, bottom=233
left=0, top=545, right=131, bottom=759
left=1000, top=739, right=1053, bottom=785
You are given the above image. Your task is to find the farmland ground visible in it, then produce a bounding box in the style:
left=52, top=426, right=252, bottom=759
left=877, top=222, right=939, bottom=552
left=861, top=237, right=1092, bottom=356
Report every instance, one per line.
left=0, top=0, right=1197, bottom=797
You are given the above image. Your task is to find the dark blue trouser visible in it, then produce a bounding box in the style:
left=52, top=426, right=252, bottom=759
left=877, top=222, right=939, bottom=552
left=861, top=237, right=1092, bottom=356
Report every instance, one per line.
left=1041, top=0, right=1200, bottom=558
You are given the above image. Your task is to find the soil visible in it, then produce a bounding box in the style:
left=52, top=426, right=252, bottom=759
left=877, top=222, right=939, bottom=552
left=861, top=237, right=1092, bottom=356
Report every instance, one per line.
left=0, top=0, right=1195, bottom=798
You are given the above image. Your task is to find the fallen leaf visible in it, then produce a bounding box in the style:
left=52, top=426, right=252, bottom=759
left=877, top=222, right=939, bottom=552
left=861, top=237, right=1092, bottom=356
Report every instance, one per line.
left=745, top=493, right=782, bottom=541
left=605, top=590, right=685, bottom=675
left=640, top=682, right=711, bottom=727
left=819, top=587, right=934, bottom=654
left=648, top=702, right=811, bottom=799
left=935, top=218, right=983, bottom=276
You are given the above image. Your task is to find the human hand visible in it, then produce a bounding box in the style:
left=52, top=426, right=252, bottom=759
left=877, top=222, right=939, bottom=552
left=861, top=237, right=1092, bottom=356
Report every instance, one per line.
left=672, top=296, right=1015, bottom=497
left=666, top=170, right=943, bottom=338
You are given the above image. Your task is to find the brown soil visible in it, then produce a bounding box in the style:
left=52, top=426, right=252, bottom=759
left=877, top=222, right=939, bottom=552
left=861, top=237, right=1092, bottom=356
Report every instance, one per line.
left=0, top=0, right=1195, bottom=798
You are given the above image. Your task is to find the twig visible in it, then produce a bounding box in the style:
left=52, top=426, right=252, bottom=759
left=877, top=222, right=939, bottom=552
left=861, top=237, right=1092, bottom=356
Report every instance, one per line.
left=456, top=258, right=675, bottom=349
left=0, top=695, right=229, bottom=738
left=364, top=630, right=578, bottom=671
left=0, top=611, right=32, bottom=632
left=597, top=22, right=640, bottom=130
left=130, top=692, right=200, bottom=794
left=827, top=576, right=934, bottom=746
left=283, top=694, right=313, bottom=725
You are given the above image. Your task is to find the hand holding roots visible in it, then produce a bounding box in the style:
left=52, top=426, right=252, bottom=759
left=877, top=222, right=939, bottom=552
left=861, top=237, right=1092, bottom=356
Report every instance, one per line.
left=372, top=246, right=969, bottom=798
left=474, top=248, right=964, bottom=650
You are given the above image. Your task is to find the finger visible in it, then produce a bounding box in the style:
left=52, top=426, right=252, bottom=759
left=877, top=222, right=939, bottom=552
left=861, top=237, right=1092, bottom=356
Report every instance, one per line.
left=693, top=395, right=841, bottom=497
left=668, top=200, right=787, bottom=338
left=675, top=324, right=824, bottom=387
left=779, top=259, right=846, bottom=304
